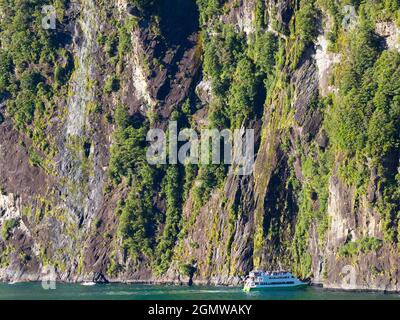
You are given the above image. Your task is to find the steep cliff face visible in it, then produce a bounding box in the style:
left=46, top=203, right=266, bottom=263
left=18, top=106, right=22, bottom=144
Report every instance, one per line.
left=0, top=0, right=399, bottom=291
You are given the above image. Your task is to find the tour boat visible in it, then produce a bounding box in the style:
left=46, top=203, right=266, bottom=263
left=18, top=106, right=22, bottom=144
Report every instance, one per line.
left=243, top=270, right=309, bottom=292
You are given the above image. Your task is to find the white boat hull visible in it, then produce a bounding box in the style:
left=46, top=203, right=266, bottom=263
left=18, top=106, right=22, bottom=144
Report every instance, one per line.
left=81, top=282, right=97, bottom=286
left=243, top=281, right=309, bottom=292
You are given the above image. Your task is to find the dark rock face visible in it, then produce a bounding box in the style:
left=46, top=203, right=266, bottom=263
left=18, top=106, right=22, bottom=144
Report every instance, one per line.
left=92, top=272, right=109, bottom=284
left=367, top=167, right=379, bottom=203
left=316, top=130, right=328, bottom=149
left=127, top=5, right=140, bottom=17
left=159, top=0, right=199, bottom=45
left=292, top=46, right=322, bottom=143
left=276, top=0, right=293, bottom=32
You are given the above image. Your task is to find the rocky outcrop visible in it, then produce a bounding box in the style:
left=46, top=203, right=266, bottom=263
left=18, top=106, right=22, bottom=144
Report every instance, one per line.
left=376, top=21, right=400, bottom=53
left=315, top=34, right=340, bottom=96
left=321, top=174, right=399, bottom=292
left=221, top=0, right=256, bottom=37
left=92, top=272, right=109, bottom=284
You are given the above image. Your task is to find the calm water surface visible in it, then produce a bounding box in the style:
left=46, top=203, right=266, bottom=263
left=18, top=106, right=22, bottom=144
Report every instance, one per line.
left=0, top=283, right=399, bottom=300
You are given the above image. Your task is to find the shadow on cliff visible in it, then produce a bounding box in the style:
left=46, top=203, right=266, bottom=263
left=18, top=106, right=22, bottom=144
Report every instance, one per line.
left=158, top=0, right=199, bottom=46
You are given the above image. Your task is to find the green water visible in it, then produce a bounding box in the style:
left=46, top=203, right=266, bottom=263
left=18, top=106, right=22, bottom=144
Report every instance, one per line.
left=0, top=283, right=399, bottom=300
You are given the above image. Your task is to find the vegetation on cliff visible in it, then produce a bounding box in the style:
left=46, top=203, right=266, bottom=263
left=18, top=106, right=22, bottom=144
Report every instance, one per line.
left=0, top=0, right=399, bottom=288
left=0, top=0, right=70, bottom=168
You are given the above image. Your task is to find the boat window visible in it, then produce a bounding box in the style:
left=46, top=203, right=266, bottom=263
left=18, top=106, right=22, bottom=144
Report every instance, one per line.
left=264, top=281, right=295, bottom=285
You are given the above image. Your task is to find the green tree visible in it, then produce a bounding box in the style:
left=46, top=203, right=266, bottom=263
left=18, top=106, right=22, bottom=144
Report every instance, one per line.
left=228, top=58, right=259, bottom=128
left=155, top=165, right=182, bottom=274
left=254, top=32, right=279, bottom=76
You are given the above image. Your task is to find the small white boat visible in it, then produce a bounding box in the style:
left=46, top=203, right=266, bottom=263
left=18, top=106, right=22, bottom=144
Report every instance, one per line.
left=243, top=270, right=309, bottom=292
left=81, top=281, right=97, bottom=286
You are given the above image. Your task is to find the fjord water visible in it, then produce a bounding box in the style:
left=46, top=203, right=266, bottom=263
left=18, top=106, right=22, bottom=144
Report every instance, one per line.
left=0, top=283, right=399, bottom=300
